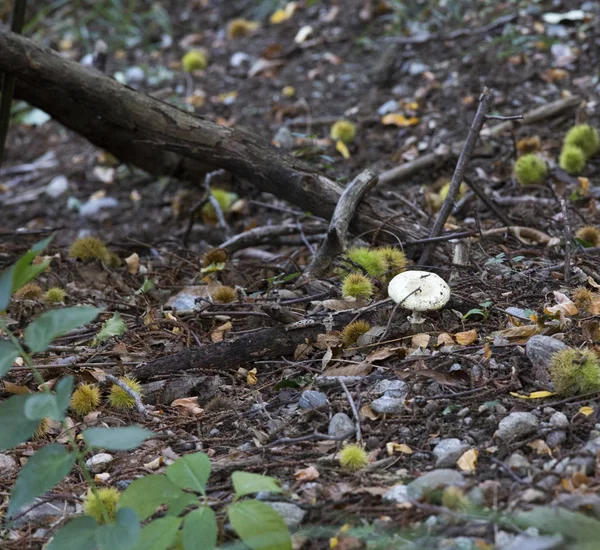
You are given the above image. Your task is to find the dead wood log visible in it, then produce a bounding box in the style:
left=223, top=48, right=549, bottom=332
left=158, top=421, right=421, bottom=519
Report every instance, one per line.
left=0, top=27, right=437, bottom=254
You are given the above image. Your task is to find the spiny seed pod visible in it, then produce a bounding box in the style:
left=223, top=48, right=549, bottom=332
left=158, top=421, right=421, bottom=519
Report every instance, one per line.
left=439, top=182, right=468, bottom=201
left=341, top=273, right=373, bottom=300
left=69, top=236, right=110, bottom=263
left=70, top=383, right=101, bottom=417
left=341, top=320, right=371, bottom=346
left=513, top=154, right=548, bottom=185
left=205, top=395, right=234, bottom=412
left=14, top=283, right=43, bottom=300
left=227, top=18, right=259, bottom=39
left=33, top=418, right=51, bottom=440
left=108, top=376, right=143, bottom=410
left=572, top=287, right=595, bottom=312
left=330, top=120, right=356, bottom=144
left=575, top=226, right=600, bottom=247
left=44, top=287, right=66, bottom=304
left=339, top=443, right=368, bottom=472
left=203, top=247, right=228, bottom=266
left=213, top=286, right=236, bottom=303
left=201, top=189, right=238, bottom=224
left=564, top=124, right=599, bottom=159
left=83, top=487, right=120, bottom=524
left=559, top=145, right=586, bottom=175
left=346, top=247, right=386, bottom=277
left=375, top=246, right=407, bottom=276
left=181, top=49, right=209, bottom=72
left=550, top=348, right=600, bottom=396
left=516, top=135, right=541, bottom=155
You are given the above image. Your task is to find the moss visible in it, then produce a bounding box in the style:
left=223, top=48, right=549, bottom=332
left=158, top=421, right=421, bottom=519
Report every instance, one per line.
left=564, top=124, right=599, bottom=159
left=181, top=49, right=209, bottom=72
left=560, top=145, right=586, bottom=175
left=513, top=154, right=548, bottom=185
left=345, top=247, right=386, bottom=277
left=330, top=120, right=356, bottom=144
left=550, top=348, right=600, bottom=396
left=339, top=444, right=368, bottom=472
left=341, top=273, right=373, bottom=300
left=575, top=226, right=600, bottom=247
left=340, top=320, right=371, bottom=346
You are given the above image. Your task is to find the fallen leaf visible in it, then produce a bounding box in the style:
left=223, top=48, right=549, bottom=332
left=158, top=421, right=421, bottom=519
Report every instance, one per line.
left=171, top=396, right=204, bottom=416
left=381, top=114, right=420, bottom=127
left=211, top=321, right=232, bottom=343
left=496, top=324, right=539, bottom=340
left=125, top=252, right=140, bottom=275
left=386, top=442, right=413, bottom=455
left=457, top=448, right=478, bottom=472
left=455, top=329, right=478, bottom=345
left=510, top=391, right=555, bottom=399
left=4, top=381, right=30, bottom=395
left=528, top=439, right=552, bottom=455
left=437, top=333, right=455, bottom=346
left=294, top=466, right=319, bottom=482
left=322, top=347, right=334, bottom=369
left=336, top=140, right=350, bottom=159
left=360, top=404, right=378, bottom=420
left=545, top=291, right=578, bottom=317
left=247, top=368, right=258, bottom=385
left=323, top=363, right=373, bottom=377
left=579, top=406, right=595, bottom=416
left=294, top=25, right=313, bottom=44
left=412, top=333, right=430, bottom=348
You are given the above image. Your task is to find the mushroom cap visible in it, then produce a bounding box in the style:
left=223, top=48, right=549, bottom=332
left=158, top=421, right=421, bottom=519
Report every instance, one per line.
left=388, top=270, right=451, bottom=312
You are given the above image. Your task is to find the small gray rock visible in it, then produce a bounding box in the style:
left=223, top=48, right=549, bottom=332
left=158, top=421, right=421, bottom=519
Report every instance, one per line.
left=377, top=100, right=400, bottom=116
left=383, top=484, right=410, bottom=504
left=498, top=534, right=563, bottom=550
left=407, top=469, right=465, bottom=500
left=273, top=126, right=295, bottom=150
left=46, top=175, right=69, bottom=198
left=584, top=435, right=600, bottom=453
left=550, top=412, right=569, bottom=429
left=371, top=396, right=404, bottom=414
left=298, top=390, right=328, bottom=410
left=371, top=379, right=408, bottom=398
left=264, top=502, right=306, bottom=528
left=13, top=499, right=76, bottom=527
left=432, top=438, right=470, bottom=468
left=125, top=66, right=145, bottom=84
left=328, top=412, right=355, bottom=438
left=79, top=196, right=119, bottom=217
left=85, top=453, right=114, bottom=473
left=526, top=335, right=569, bottom=387
left=507, top=452, right=530, bottom=473
left=497, top=412, right=539, bottom=441
left=546, top=430, right=566, bottom=448
left=0, top=453, right=17, bottom=471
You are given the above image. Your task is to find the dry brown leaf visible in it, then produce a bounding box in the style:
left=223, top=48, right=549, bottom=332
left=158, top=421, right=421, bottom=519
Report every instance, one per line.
left=293, top=465, right=320, bottom=482
left=417, top=369, right=469, bottom=387
left=323, top=363, right=373, bottom=377
left=412, top=333, right=430, bottom=348
left=322, top=347, right=334, bottom=370
left=528, top=439, right=552, bottom=455
left=386, top=442, right=413, bottom=455
left=4, top=381, right=30, bottom=395
left=455, top=329, right=478, bottom=345
left=247, top=368, right=258, bottom=385
left=294, top=342, right=312, bottom=360
left=365, top=347, right=397, bottom=362
left=457, top=448, right=478, bottom=472
left=314, top=333, right=342, bottom=350
left=360, top=404, right=378, bottom=420
left=125, top=253, right=140, bottom=275
left=437, top=333, right=455, bottom=346
left=211, top=321, right=232, bottom=343
left=171, top=396, right=204, bottom=416
left=545, top=291, right=578, bottom=317
left=496, top=325, right=539, bottom=340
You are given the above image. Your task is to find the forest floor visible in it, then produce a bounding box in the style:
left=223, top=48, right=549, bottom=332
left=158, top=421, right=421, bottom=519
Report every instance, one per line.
left=2, top=0, right=600, bottom=548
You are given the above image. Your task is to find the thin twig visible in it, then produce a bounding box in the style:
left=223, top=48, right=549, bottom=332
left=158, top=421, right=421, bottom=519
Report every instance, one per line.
left=339, top=380, right=361, bottom=443
left=559, top=196, right=572, bottom=282
left=419, top=88, right=494, bottom=265
left=263, top=429, right=355, bottom=448
left=103, top=374, right=149, bottom=417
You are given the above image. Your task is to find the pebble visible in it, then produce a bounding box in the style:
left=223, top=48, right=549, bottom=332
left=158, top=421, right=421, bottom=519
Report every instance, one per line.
left=525, top=335, right=569, bottom=386
left=546, top=430, right=566, bottom=448
left=85, top=453, right=114, bottom=474
left=371, top=379, right=408, bottom=398
left=273, top=127, right=295, bottom=150
left=328, top=412, right=355, bottom=438
left=79, top=196, right=119, bottom=217
left=0, top=453, right=17, bottom=471
left=370, top=396, right=404, bottom=415
left=432, top=438, right=470, bottom=468
left=383, top=484, right=410, bottom=504
left=497, top=533, right=563, bottom=550
left=507, top=452, right=530, bottom=474
left=45, top=175, right=69, bottom=198
left=377, top=100, right=400, bottom=116
left=125, top=66, right=145, bottom=85
left=406, top=469, right=465, bottom=500
left=298, top=390, right=328, bottom=410
left=550, top=412, right=569, bottom=429
left=12, top=499, right=76, bottom=527
left=264, top=502, right=306, bottom=528
left=497, top=412, right=539, bottom=441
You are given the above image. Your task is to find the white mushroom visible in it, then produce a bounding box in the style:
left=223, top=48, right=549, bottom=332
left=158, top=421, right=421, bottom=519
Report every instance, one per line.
left=388, top=270, right=451, bottom=324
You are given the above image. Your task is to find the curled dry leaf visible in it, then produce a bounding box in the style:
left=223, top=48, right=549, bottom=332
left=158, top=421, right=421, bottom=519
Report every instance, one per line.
left=247, top=367, right=258, bottom=385
left=412, top=333, right=430, bottom=348
left=294, top=465, right=320, bottom=482
left=171, top=396, right=204, bottom=417
left=386, top=442, right=413, bottom=455
left=125, top=252, right=140, bottom=275
left=322, top=363, right=373, bottom=377
left=545, top=291, right=578, bottom=317
left=456, top=448, right=478, bottom=473
left=211, top=321, right=232, bottom=343
left=455, top=329, right=478, bottom=345
left=528, top=439, right=552, bottom=456
left=437, top=333, right=455, bottom=346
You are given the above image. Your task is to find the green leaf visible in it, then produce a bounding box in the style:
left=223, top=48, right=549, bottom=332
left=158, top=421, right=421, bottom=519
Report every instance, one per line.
left=515, top=507, right=600, bottom=542
left=165, top=492, right=198, bottom=517
left=182, top=506, right=217, bottom=550
left=95, top=312, right=127, bottom=343
left=46, top=516, right=99, bottom=550
left=135, top=279, right=155, bottom=295
left=0, top=340, right=20, bottom=378
left=8, top=444, right=75, bottom=517
left=83, top=426, right=154, bottom=451
left=95, top=508, right=140, bottom=550
left=24, top=306, right=102, bottom=353
left=118, top=475, right=184, bottom=521
left=55, top=376, right=74, bottom=416
left=228, top=500, right=291, bottom=550
left=166, top=452, right=211, bottom=493
left=24, top=392, right=61, bottom=421
left=0, top=394, right=40, bottom=450
left=0, top=265, right=15, bottom=311
left=231, top=472, right=283, bottom=497
left=128, top=516, right=181, bottom=550
left=11, top=235, right=54, bottom=293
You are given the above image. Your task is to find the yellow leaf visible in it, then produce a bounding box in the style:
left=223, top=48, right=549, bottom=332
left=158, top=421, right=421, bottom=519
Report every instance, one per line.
left=510, top=390, right=555, bottom=399
left=386, top=442, right=413, bottom=455
left=216, top=91, right=237, bottom=104
left=247, top=367, right=258, bottom=385
left=579, top=177, right=590, bottom=194
left=456, top=448, right=478, bottom=472
left=270, top=3, right=296, bottom=24
left=336, top=140, right=350, bottom=159
left=455, top=329, right=477, bottom=345
left=381, top=114, right=420, bottom=127
left=580, top=406, right=595, bottom=416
